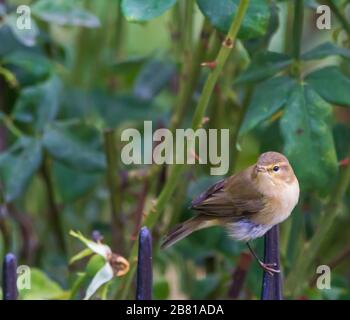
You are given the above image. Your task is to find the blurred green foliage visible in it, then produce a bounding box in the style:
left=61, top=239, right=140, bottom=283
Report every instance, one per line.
left=0, top=0, right=349, bottom=300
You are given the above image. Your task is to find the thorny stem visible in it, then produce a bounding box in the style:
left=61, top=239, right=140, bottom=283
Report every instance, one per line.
left=103, top=129, right=125, bottom=255
left=127, top=20, right=211, bottom=199
left=284, top=1, right=294, bottom=57
left=183, top=0, right=194, bottom=51
left=292, top=0, right=304, bottom=61
left=41, top=152, right=67, bottom=257
left=191, top=1, right=249, bottom=129
left=115, top=0, right=125, bottom=59
left=166, top=19, right=212, bottom=215
left=118, top=0, right=250, bottom=299
left=171, top=1, right=183, bottom=56
left=285, top=160, right=350, bottom=296
left=170, top=19, right=212, bottom=131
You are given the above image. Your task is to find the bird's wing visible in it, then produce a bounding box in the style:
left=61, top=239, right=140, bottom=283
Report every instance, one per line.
left=190, top=166, right=265, bottom=218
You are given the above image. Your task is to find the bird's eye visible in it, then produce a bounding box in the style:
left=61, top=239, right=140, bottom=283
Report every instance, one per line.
left=273, top=166, right=279, bottom=172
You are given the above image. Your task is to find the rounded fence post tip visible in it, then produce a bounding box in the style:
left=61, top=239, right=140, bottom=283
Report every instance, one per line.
left=136, top=226, right=153, bottom=300
left=140, top=226, right=151, bottom=241
left=91, top=230, right=103, bottom=242
left=3, top=253, right=18, bottom=300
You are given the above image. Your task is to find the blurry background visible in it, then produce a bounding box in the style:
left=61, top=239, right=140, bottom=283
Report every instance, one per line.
left=0, top=0, right=350, bottom=299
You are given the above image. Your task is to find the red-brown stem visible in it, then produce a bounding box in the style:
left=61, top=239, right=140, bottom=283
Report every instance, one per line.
left=41, top=153, right=67, bottom=257
left=131, top=181, right=149, bottom=240
left=8, top=205, right=39, bottom=265
left=228, top=252, right=252, bottom=299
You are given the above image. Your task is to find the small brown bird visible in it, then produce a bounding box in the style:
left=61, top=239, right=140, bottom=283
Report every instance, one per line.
left=161, top=151, right=299, bottom=274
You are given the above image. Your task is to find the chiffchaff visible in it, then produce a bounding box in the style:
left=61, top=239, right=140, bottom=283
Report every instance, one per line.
left=161, top=151, right=300, bottom=274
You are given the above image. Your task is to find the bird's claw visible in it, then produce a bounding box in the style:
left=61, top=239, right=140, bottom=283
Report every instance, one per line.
left=259, top=262, right=280, bottom=276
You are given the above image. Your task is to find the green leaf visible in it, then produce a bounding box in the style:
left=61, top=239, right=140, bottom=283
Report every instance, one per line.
left=3, top=51, right=52, bottom=86
left=86, top=254, right=107, bottom=277
left=133, top=59, right=175, bottom=101
left=0, top=24, right=29, bottom=56
left=301, top=42, right=350, bottom=60
left=59, top=87, right=95, bottom=119
left=69, top=248, right=93, bottom=265
left=257, top=121, right=284, bottom=155
left=19, top=268, right=66, bottom=300
left=121, top=0, right=177, bottom=22
left=0, top=137, right=42, bottom=202
left=280, top=84, right=338, bottom=192
left=239, top=76, right=296, bottom=135
left=306, top=66, right=350, bottom=108
left=42, top=125, right=106, bottom=173
left=32, top=0, right=100, bottom=28
left=196, top=0, right=270, bottom=40
left=243, top=3, right=279, bottom=55
left=12, top=76, right=62, bottom=130
left=153, top=279, right=170, bottom=299
left=53, top=162, right=101, bottom=202
left=235, top=51, right=292, bottom=84
left=95, top=94, right=161, bottom=128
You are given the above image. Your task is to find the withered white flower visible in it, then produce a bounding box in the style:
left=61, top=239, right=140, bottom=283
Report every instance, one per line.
left=70, top=230, right=129, bottom=300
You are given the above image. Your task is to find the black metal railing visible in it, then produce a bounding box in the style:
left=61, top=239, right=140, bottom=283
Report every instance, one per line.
left=1, top=225, right=282, bottom=300
left=2, top=253, right=18, bottom=300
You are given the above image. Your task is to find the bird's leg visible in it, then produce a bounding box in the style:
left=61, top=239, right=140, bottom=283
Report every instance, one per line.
left=246, top=242, right=280, bottom=276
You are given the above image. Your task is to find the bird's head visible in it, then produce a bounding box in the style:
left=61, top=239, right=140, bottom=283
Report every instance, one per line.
left=253, top=151, right=297, bottom=187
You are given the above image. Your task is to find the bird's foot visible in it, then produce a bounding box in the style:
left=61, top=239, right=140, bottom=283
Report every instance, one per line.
left=259, top=262, right=280, bottom=276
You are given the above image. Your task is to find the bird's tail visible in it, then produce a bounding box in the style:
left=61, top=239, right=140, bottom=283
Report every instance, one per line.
left=161, top=215, right=217, bottom=249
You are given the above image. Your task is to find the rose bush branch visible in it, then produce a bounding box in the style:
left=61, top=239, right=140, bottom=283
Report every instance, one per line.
left=41, top=152, right=67, bottom=257
left=118, top=0, right=250, bottom=299
left=103, top=129, right=126, bottom=255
